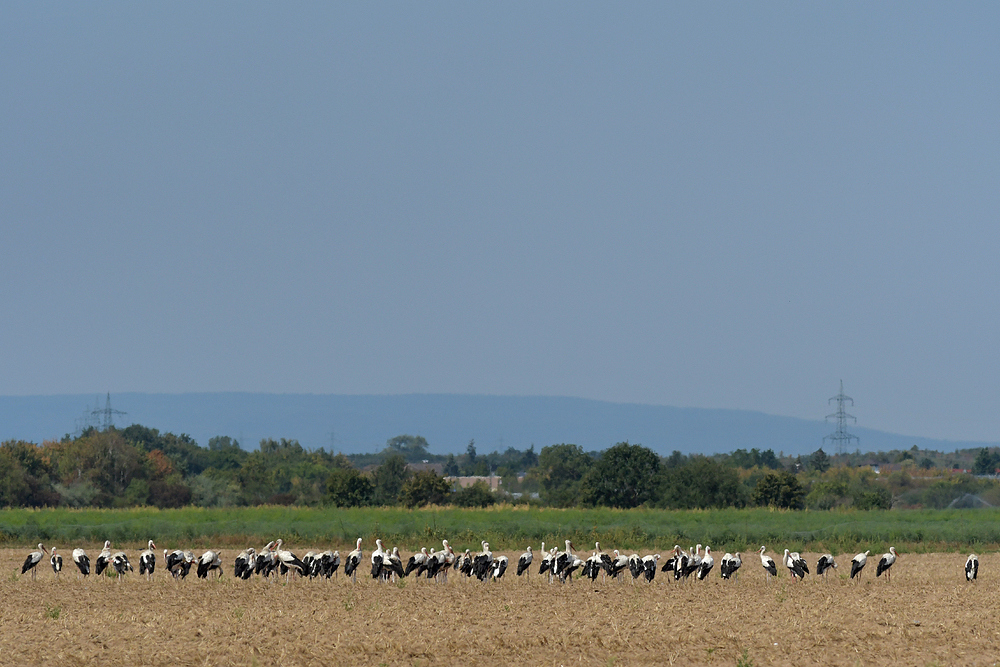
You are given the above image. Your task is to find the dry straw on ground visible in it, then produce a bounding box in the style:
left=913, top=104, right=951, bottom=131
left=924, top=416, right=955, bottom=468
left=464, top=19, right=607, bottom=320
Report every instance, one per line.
left=0, top=547, right=995, bottom=666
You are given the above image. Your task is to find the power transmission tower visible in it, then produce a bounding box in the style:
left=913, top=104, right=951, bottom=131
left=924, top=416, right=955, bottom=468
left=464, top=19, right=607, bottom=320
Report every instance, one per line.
left=91, top=392, right=127, bottom=430
left=823, top=380, right=859, bottom=455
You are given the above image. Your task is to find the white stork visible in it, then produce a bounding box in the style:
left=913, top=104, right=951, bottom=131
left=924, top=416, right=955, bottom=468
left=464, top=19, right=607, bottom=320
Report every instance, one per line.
left=720, top=552, right=742, bottom=581
left=850, top=550, right=870, bottom=581
left=370, top=538, right=387, bottom=580
left=554, top=540, right=576, bottom=580
left=560, top=551, right=585, bottom=583
left=608, top=549, right=630, bottom=581
left=423, top=548, right=438, bottom=578
left=95, top=540, right=112, bottom=577
left=182, top=550, right=196, bottom=577
left=165, top=549, right=194, bottom=579
left=438, top=542, right=456, bottom=583
left=759, top=546, right=777, bottom=583
left=235, top=548, right=256, bottom=580
left=440, top=540, right=456, bottom=582
left=817, top=554, right=837, bottom=578
left=323, top=550, right=341, bottom=578
left=301, top=551, right=318, bottom=578
left=165, top=549, right=187, bottom=578
left=697, top=547, right=715, bottom=580
left=876, top=547, right=897, bottom=581
left=641, top=554, right=661, bottom=582
left=421, top=547, right=443, bottom=581
left=301, top=551, right=317, bottom=578
left=274, top=539, right=306, bottom=580
left=966, top=554, right=979, bottom=582
left=389, top=547, right=407, bottom=581
left=72, top=548, right=90, bottom=579
left=344, top=538, right=363, bottom=583
left=50, top=547, right=63, bottom=579
left=425, top=540, right=451, bottom=581
left=626, top=553, right=642, bottom=581
left=594, top=542, right=613, bottom=578
left=538, top=542, right=556, bottom=582
left=110, top=550, right=133, bottom=580
left=21, top=543, right=47, bottom=580
left=457, top=549, right=473, bottom=578
left=472, top=541, right=493, bottom=582
left=783, top=549, right=809, bottom=581
left=492, top=555, right=509, bottom=581
left=675, top=545, right=689, bottom=581
left=139, top=540, right=156, bottom=580
left=682, top=545, right=703, bottom=580
left=405, top=547, right=429, bottom=577
left=582, top=551, right=603, bottom=581
left=197, top=550, right=222, bottom=578
left=665, top=544, right=686, bottom=581
left=516, top=546, right=533, bottom=579
left=255, top=541, right=276, bottom=578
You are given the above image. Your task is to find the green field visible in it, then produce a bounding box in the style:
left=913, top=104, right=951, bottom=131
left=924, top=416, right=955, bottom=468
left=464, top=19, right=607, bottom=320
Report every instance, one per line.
left=1, top=505, right=997, bottom=553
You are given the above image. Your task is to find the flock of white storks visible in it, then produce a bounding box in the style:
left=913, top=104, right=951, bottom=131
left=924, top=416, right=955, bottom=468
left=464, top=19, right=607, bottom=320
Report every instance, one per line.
left=16, top=538, right=979, bottom=584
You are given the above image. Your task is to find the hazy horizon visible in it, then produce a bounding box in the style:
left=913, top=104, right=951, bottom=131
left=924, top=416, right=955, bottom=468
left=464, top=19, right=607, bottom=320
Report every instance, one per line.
left=0, top=392, right=994, bottom=458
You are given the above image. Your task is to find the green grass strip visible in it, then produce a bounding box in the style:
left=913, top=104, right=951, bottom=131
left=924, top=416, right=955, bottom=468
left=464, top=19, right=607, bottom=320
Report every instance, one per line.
left=0, top=506, right=996, bottom=553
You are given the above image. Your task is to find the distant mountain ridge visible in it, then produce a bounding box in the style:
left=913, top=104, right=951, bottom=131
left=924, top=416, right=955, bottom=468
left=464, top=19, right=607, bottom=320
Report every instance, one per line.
left=0, top=393, right=993, bottom=457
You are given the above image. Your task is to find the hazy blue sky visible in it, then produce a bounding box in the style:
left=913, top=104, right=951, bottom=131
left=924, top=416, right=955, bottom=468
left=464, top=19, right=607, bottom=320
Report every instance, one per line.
left=3, top=3, right=999, bottom=442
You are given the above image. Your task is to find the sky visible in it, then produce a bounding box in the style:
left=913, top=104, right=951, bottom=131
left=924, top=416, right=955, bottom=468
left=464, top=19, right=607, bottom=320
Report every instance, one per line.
left=2, top=3, right=999, bottom=442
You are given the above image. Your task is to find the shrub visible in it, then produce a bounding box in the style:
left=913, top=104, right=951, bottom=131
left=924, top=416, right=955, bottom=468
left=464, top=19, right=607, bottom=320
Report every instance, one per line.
left=326, top=467, right=373, bottom=507
left=400, top=471, right=451, bottom=508
left=751, top=471, right=805, bottom=509
left=452, top=481, right=495, bottom=508
left=580, top=442, right=659, bottom=508
left=853, top=488, right=892, bottom=510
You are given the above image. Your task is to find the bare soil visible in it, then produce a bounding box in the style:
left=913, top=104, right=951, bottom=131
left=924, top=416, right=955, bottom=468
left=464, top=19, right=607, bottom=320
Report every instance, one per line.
left=0, top=547, right=995, bottom=666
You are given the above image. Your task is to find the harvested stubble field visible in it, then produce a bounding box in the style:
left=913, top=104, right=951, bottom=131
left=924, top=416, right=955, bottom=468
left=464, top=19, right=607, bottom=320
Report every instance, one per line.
left=0, top=547, right=995, bottom=667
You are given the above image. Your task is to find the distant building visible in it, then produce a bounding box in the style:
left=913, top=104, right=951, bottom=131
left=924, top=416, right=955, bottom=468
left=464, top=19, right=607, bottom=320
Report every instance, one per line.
left=447, top=475, right=502, bottom=492
left=407, top=462, right=445, bottom=475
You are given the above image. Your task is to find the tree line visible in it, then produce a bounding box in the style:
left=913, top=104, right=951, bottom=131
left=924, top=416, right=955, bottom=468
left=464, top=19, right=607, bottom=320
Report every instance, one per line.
left=0, top=425, right=996, bottom=510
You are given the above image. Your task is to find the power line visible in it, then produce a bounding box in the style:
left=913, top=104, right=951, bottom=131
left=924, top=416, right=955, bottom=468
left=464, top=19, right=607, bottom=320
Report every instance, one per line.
left=823, top=380, right=859, bottom=455
left=91, top=392, right=127, bottom=431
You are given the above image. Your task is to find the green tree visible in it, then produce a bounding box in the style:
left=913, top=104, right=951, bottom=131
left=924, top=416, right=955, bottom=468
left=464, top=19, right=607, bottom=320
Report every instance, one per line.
left=853, top=487, right=892, bottom=510
left=466, top=440, right=477, bottom=466
left=810, top=448, right=831, bottom=473
left=236, top=453, right=273, bottom=505
left=385, top=434, right=431, bottom=462
left=442, top=454, right=460, bottom=476
left=972, top=448, right=999, bottom=475
left=203, top=436, right=248, bottom=471
left=400, top=470, right=452, bottom=508
left=521, top=444, right=539, bottom=470
left=452, top=480, right=495, bottom=508
left=731, top=448, right=783, bottom=470
left=751, top=471, right=805, bottom=509
left=87, top=431, right=145, bottom=506
left=326, top=467, right=374, bottom=507
left=536, top=443, right=593, bottom=507
left=581, top=442, right=660, bottom=508
left=664, top=450, right=687, bottom=468
left=657, top=457, right=746, bottom=509
left=0, top=440, right=59, bottom=507
left=372, top=453, right=410, bottom=505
